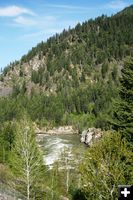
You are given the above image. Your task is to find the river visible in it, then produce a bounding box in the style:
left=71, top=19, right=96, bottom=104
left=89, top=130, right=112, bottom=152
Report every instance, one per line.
left=38, top=134, right=85, bottom=168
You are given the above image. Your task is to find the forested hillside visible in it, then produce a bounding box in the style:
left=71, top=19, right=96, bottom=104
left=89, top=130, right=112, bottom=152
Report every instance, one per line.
left=1, top=5, right=133, bottom=129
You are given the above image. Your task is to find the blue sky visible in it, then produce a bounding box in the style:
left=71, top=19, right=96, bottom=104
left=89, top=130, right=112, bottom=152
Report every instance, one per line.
left=0, top=0, right=132, bottom=69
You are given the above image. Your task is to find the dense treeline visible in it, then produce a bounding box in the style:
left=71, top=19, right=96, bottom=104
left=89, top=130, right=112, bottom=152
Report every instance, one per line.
left=0, top=75, right=118, bottom=130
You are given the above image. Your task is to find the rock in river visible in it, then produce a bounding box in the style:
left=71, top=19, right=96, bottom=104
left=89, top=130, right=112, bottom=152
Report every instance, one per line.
left=80, top=128, right=102, bottom=146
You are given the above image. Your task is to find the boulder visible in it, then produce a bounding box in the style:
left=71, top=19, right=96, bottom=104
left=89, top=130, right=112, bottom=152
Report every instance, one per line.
left=80, top=130, right=87, bottom=143
left=80, top=128, right=102, bottom=146
left=85, top=130, right=93, bottom=145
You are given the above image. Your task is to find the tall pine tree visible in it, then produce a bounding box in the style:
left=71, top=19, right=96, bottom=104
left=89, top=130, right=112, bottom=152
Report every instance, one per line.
left=113, top=57, right=133, bottom=143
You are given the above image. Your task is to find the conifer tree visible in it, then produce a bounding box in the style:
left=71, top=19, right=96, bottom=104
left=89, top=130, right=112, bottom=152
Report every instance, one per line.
left=113, top=57, right=133, bottom=143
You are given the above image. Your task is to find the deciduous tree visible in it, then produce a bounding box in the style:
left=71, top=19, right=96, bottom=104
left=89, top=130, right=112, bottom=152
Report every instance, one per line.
left=10, top=117, right=46, bottom=200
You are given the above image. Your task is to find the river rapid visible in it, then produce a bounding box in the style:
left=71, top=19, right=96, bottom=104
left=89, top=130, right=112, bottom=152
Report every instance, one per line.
left=38, top=134, right=85, bottom=168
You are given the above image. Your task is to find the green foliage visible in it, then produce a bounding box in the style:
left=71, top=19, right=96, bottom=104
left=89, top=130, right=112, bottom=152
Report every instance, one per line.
left=9, top=116, right=47, bottom=199
left=0, top=72, right=118, bottom=129
left=101, top=62, right=109, bottom=79
left=71, top=189, right=86, bottom=200
left=0, top=164, right=13, bottom=185
left=0, top=97, right=25, bottom=123
left=80, top=132, right=133, bottom=200
left=113, top=57, right=133, bottom=142
left=111, top=65, right=118, bottom=82
left=0, top=121, right=15, bottom=163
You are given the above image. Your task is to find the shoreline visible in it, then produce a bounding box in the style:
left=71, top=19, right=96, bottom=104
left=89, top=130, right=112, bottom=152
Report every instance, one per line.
left=35, top=125, right=79, bottom=136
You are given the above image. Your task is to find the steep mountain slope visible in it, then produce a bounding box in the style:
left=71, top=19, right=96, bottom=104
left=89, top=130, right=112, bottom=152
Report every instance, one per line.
left=1, top=5, right=133, bottom=92
left=0, top=5, right=133, bottom=129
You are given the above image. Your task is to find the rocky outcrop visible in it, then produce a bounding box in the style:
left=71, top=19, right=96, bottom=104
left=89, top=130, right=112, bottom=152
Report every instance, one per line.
left=80, top=128, right=102, bottom=146
left=0, top=82, right=12, bottom=97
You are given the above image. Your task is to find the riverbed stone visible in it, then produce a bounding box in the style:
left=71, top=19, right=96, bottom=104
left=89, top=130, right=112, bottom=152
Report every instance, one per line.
left=80, top=130, right=87, bottom=143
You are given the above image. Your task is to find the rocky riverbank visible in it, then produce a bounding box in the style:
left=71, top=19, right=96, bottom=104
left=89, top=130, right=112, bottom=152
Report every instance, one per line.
left=36, top=125, right=78, bottom=135
left=35, top=125, right=102, bottom=147
left=36, top=126, right=78, bottom=142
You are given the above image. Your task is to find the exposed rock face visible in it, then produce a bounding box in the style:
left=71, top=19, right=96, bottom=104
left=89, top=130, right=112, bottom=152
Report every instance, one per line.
left=80, top=128, right=102, bottom=146
left=0, top=82, right=12, bottom=97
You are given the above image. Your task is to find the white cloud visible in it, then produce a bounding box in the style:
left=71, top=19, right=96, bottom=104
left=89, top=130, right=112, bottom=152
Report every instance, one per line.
left=106, top=0, right=128, bottom=10
left=45, top=4, right=94, bottom=11
left=0, top=5, right=35, bottom=17
left=14, top=16, right=36, bottom=26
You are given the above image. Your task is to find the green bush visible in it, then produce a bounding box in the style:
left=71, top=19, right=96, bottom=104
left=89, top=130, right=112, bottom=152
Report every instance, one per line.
left=80, top=132, right=133, bottom=200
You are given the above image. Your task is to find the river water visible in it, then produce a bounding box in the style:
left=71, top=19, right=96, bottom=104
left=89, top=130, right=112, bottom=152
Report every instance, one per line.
left=39, top=134, right=85, bottom=168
